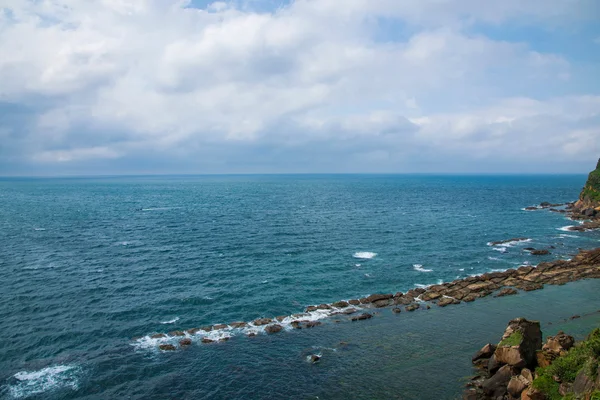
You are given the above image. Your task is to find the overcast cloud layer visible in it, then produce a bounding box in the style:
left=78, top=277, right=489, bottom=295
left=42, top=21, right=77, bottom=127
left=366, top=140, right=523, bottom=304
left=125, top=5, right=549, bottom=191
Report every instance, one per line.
left=1, top=0, right=599, bottom=175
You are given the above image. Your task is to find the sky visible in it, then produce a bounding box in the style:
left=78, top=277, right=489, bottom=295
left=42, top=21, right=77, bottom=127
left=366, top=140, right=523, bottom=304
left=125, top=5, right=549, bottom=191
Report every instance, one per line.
left=1, top=0, right=599, bottom=176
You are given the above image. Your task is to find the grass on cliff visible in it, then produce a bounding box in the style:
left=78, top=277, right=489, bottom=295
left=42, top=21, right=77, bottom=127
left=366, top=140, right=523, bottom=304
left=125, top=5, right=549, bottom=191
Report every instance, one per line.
left=532, top=328, right=600, bottom=400
left=582, top=169, right=600, bottom=202
left=499, top=331, right=523, bottom=346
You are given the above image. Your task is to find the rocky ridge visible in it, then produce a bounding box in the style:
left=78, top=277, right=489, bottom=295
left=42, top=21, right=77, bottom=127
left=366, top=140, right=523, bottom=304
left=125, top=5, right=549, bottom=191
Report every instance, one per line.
left=137, top=247, right=600, bottom=351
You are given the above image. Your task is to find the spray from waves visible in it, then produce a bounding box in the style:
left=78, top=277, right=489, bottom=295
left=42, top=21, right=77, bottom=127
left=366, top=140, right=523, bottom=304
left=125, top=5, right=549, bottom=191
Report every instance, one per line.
left=557, top=226, right=575, bottom=232
left=160, top=317, right=180, bottom=325
left=557, top=233, right=579, bottom=238
left=132, top=304, right=363, bottom=352
left=33, top=228, right=46, bottom=231
left=413, top=264, right=433, bottom=273
left=353, top=252, right=377, bottom=259
left=7, top=365, right=81, bottom=399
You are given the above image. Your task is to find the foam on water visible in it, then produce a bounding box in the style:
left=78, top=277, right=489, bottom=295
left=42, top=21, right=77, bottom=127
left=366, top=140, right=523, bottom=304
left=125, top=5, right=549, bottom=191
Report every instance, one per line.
left=160, top=317, right=180, bottom=324
left=353, top=252, right=377, bottom=259
left=413, top=264, right=433, bottom=273
left=7, top=365, right=81, bottom=399
left=558, top=225, right=575, bottom=232
left=33, top=228, right=46, bottom=231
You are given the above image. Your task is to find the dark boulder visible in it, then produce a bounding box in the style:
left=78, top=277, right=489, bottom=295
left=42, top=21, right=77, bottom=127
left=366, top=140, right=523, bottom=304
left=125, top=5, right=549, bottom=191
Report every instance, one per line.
left=364, top=293, right=393, bottom=303
left=179, top=338, right=192, bottom=346
left=530, top=249, right=550, bottom=255
left=405, top=303, right=420, bottom=312
left=391, top=307, right=402, bottom=314
left=481, top=365, right=513, bottom=397
left=309, top=354, right=321, bottom=363
left=151, top=333, right=167, bottom=339
left=332, top=301, right=349, bottom=308
left=472, top=343, right=496, bottom=363
left=265, top=324, right=283, bottom=334
left=229, top=322, right=247, bottom=328
left=159, top=344, right=177, bottom=351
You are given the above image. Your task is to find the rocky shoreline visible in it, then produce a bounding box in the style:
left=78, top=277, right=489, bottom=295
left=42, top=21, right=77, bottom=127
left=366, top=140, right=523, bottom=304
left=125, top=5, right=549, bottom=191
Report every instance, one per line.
left=135, top=246, right=600, bottom=351
left=465, top=317, right=600, bottom=399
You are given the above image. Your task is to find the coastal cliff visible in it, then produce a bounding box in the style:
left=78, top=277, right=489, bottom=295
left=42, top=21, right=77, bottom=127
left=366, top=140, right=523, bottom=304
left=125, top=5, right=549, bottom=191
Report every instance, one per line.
left=575, top=158, right=600, bottom=212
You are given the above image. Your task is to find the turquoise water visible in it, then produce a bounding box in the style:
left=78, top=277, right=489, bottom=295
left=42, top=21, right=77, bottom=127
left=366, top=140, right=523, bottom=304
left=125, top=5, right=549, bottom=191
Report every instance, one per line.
left=1, top=175, right=599, bottom=399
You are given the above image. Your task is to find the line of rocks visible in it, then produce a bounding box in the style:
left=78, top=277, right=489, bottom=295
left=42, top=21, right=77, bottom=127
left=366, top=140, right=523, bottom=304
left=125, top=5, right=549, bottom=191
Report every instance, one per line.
left=143, top=247, right=600, bottom=351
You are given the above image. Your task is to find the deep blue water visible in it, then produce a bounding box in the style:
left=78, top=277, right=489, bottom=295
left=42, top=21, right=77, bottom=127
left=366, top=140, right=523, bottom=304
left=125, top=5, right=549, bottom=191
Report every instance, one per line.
left=1, top=174, right=599, bottom=399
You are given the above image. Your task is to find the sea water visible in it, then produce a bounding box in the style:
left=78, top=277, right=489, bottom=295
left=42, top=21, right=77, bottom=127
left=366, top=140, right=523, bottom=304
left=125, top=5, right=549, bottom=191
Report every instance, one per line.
left=1, top=174, right=599, bottom=399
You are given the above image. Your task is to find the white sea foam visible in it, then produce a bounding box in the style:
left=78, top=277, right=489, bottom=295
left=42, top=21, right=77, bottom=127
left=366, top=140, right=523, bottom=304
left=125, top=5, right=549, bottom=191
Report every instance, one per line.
left=558, top=233, right=579, bottom=238
left=414, top=283, right=430, bottom=288
left=8, top=365, right=81, bottom=399
left=33, top=228, right=46, bottom=231
left=487, top=238, right=532, bottom=247
left=487, top=256, right=501, bottom=261
left=558, top=225, right=575, bottom=232
left=458, top=268, right=465, bottom=271
left=363, top=273, right=372, bottom=278
left=492, top=247, right=508, bottom=253
left=413, top=264, right=433, bottom=273
left=353, top=252, right=377, bottom=259
left=261, top=280, right=268, bottom=284
left=355, top=263, right=361, bottom=267
left=160, top=317, right=180, bottom=324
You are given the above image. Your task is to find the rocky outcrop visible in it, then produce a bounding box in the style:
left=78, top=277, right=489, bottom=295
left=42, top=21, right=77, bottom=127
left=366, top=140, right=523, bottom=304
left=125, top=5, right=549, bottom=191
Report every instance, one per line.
left=464, top=319, right=600, bottom=400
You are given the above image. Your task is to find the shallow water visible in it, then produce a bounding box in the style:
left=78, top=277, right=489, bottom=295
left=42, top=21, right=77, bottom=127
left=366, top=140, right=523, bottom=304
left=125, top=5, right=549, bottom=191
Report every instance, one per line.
left=0, top=174, right=598, bottom=399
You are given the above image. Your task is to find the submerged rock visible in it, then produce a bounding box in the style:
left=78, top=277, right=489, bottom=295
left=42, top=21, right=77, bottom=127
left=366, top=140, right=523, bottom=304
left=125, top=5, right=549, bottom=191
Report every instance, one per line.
left=179, top=338, right=192, bottom=346
left=253, top=318, right=273, bottom=326
left=351, top=313, right=373, bottom=321
left=405, top=303, right=420, bottom=312
left=159, top=344, right=176, bottom=351
left=495, top=287, right=518, bottom=297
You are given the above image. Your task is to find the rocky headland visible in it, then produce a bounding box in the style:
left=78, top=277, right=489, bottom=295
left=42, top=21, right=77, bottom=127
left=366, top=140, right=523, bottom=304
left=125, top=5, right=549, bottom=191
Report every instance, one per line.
left=465, top=318, right=600, bottom=400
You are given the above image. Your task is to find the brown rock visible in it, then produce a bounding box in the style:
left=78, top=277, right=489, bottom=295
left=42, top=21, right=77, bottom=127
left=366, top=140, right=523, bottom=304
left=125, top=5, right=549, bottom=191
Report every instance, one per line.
left=463, top=293, right=478, bottom=302
left=495, top=287, right=518, bottom=297
left=202, top=338, right=215, bottom=343
left=495, top=318, right=542, bottom=369
left=507, top=375, right=530, bottom=398
left=351, top=313, right=373, bottom=321
left=305, top=306, right=318, bottom=312
left=364, top=293, right=394, bottom=303
left=253, top=318, right=273, bottom=326
left=212, top=324, right=227, bottom=330
left=573, top=369, right=595, bottom=395
left=317, top=304, right=332, bottom=310
left=472, top=343, right=497, bottom=363
left=420, top=291, right=442, bottom=301
left=536, top=350, right=554, bottom=368
left=309, top=354, right=321, bottom=363
left=179, top=338, right=192, bottom=346
left=543, top=331, right=574, bottom=356
left=372, top=299, right=392, bottom=308
left=391, top=307, right=402, bottom=314
left=159, top=344, right=177, bottom=351
left=275, top=315, right=287, bottom=322
left=348, top=299, right=361, bottom=306
left=405, top=303, right=420, bottom=312
left=229, top=322, right=247, bottom=328
left=303, top=321, right=322, bottom=328
left=530, top=249, right=550, bottom=255
left=151, top=333, right=167, bottom=339
left=332, top=301, right=349, bottom=308
left=265, top=324, right=283, bottom=334
left=438, top=297, right=459, bottom=307
left=168, top=330, right=185, bottom=337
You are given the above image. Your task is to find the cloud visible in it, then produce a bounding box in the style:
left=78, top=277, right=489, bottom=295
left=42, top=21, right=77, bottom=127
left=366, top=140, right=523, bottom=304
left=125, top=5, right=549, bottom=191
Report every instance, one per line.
left=0, top=0, right=599, bottom=174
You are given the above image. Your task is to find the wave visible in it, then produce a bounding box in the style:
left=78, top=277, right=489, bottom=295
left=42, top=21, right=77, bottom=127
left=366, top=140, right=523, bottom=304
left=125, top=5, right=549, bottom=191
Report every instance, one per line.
left=160, top=317, right=180, bottom=324
left=413, top=264, right=433, bottom=273
left=487, top=238, right=532, bottom=247
left=132, top=303, right=364, bottom=352
left=7, top=365, right=81, bottom=399
left=353, top=252, right=377, bottom=259
left=557, top=225, right=575, bottom=232
left=33, top=228, right=46, bottom=231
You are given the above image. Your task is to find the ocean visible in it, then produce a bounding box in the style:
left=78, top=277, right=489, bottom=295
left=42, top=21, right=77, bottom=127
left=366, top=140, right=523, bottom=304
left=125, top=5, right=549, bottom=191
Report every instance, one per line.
left=1, top=174, right=599, bottom=399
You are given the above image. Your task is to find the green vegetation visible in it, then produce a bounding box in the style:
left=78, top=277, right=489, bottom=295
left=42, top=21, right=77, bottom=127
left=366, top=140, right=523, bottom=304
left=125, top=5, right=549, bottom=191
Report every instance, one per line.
left=582, top=168, right=600, bottom=202
left=533, top=328, right=600, bottom=400
left=581, top=160, right=600, bottom=203
left=499, top=331, right=523, bottom=346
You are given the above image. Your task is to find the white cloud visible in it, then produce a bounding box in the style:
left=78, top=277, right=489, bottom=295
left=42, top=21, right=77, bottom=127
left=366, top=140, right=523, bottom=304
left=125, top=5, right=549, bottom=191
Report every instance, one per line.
left=0, top=0, right=598, bottom=174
